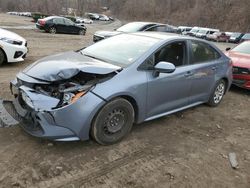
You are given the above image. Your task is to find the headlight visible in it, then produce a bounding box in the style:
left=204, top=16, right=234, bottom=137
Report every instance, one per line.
left=63, top=91, right=86, bottom=105
left=21, top=90, right=34, bottom=108
left=0, top=37, right=22, bottom=45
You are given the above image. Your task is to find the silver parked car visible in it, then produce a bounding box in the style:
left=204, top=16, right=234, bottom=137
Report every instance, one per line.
left=9, top=33, right=232, bottom=145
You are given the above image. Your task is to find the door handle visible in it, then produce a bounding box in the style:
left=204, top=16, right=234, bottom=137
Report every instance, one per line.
left=212, top=66, right=218, bottom=71
left=184, top=71, right=194, bottom=77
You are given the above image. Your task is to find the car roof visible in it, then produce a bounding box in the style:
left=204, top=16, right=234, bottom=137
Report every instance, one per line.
left=44, top=16, right=64, bottom=20
left=130, top=32, right=195, bottom=41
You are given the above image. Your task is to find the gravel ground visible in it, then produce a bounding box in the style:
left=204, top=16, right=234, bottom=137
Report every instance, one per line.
left=0, top=13, right=249, bottom=188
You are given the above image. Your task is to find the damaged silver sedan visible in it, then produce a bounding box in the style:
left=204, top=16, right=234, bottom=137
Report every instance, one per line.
left=9, top=33, right=232, bottom=145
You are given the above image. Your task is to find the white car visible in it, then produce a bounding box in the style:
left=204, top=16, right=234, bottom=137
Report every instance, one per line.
left=0, top=28, right=28, bottom=66
left=99, top=14, right=110, bottom=21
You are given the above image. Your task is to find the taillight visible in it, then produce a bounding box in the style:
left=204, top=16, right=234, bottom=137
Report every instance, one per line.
left=38, top=19, right=46, bottom=26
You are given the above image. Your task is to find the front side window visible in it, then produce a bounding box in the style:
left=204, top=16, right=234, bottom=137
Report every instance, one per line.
left=190, top=41, right=221, bottom=64
left=64, top=19, right=74, bottom=25
left=154, top=41, right=186, bottom=67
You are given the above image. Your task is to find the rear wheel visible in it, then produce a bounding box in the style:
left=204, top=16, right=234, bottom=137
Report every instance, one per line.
left=49, top=27, right=56, bottom=34
left=207, top=79, right=226, bottom=107
left=91, top=98, right=134, bottom=145
left=0, top=49, right=5, bottom=66
left=79, top=30, right=85, bottom=35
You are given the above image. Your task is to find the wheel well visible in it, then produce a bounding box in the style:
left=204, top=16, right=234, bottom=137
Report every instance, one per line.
left=221, top=77, right=229, bottom=93
left=0, top=47, right=7, bottom=63
left=118, top=95, right=139, bottom=123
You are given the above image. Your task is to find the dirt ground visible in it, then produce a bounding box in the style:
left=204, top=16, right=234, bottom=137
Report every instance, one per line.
left=0, top=14, right=249, bottom=188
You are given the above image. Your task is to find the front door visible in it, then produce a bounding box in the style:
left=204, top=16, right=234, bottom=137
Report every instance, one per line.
left=146, top=40, right=192, bottom=119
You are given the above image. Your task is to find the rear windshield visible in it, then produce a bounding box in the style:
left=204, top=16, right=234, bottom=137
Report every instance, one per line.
left=117, top=22, right=148, bottom=32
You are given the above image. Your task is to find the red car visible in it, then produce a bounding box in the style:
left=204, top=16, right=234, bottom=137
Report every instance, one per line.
left=225, top=41, right=250, bottom=89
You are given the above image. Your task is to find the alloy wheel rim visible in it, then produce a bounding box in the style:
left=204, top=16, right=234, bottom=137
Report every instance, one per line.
left=50, top=28, right=56, bottom=34
left=213, top=83, right=225, bottom=104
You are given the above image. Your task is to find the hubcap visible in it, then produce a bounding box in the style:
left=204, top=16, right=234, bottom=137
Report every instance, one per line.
left=213, top=83, right=225, bottom=104
left=104, top=109, right=125, bottom=134
left=50, top=28, right=56, bottom=34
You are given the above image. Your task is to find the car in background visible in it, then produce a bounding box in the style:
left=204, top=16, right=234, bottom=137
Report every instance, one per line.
left=0, top=28, right=28, bottom=66
left=8, top=33, right=232, bottom=144
left=36, top=16, right=87, bottom=35
left=178, top=26, right=192, bottom=35
left=240, top=33, right=250, bottom=43
left=225, top=41, right=250, bottom=89
left=195, top=28, right=219, bottom=39
left=76, top=17, right=93, bottom=24
left=206, top=32, right=230, bottom=42
left=93, top=22, right=178, bottom=42
left=99, top=14, right=110, bottom=21
left=229, top=33, right=245, bottom=43
left=86, top=13, right=100, bottom=20
left=187, top=26, right=201, bottom=36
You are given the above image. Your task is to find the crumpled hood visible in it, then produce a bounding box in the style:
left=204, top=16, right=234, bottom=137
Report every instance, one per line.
left=0, top=28, right=26, bottom=42
left=95, top=30, right=122, bottom=38
left=22, top=51, right=121, bottom=82
left=226, top=51, right=250, bottom=68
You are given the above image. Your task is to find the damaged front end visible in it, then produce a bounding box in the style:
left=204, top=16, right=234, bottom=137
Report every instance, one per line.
left=10, top=70, right=117, bottom=141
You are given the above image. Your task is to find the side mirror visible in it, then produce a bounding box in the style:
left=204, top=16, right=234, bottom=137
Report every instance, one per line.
left=226, top=47, right=231, bottom=51
left=154, top=61, right=176, bottom=75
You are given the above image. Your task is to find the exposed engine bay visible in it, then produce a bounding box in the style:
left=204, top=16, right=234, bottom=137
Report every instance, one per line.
left=13, top=71, right=117, bottom=111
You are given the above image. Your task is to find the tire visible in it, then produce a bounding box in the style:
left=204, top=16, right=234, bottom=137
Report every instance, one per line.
left=49, top=27, right=56, bottom=34
left=0, top=49, right=5, bottom=66
left=91, top=98, right=134, bottom=145
left=79, top=30, right=85, bottom=35
left=207, top=79, right=226, bottom=107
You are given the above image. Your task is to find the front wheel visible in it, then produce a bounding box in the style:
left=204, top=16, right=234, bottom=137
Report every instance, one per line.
left=91, top=98, right=134, bottom=145
left=79, top=29, right=86, bottom=35
left=0, top=49, right=5, bottom=66
left=207, top=79, right=226, bottom=107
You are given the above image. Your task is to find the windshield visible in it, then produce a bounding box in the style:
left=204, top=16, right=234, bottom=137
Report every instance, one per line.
left=231, top=33, right=241, bottom=38
left=81, top=34, right=160, bottom=67
left=198, top=29, right=208, bottom=34
left=242, top=34, right=250, bottom=39
left=117, top=22, right=148, bottom=32
left=232, top=42, right=250, bottom=55
left=190, top=28, right=199, bottom=33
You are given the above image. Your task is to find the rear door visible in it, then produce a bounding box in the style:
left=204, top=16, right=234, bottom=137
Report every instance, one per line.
left=187, top=40, right=222, bottom=103
left=53, top=18, right=65, bottom=33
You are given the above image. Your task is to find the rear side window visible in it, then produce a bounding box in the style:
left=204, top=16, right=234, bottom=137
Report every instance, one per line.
left=53, top=18, right=64, bottom=24
left=190, top=41, right=221, bottom=64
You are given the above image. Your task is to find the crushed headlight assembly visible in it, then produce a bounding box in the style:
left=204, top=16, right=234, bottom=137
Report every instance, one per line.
left=59, top=84, right=93, bottom=107
left=20, top=90, right=34, bottom=108
left=0, top=37, right=23, bottom=45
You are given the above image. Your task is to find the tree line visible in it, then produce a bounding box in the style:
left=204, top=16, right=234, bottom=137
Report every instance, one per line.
left=0, top=0, right=249, bottom=32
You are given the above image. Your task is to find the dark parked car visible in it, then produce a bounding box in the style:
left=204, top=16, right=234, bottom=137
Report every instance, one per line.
left=7, top=33, right=232, bottom=145
left=93, top=22, right=178, bottom=42
left=240, top=33, right=250, bottom=43
left=229, top=33, right=244, bottom=43
left=36, top=16, right=86, bottom=35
